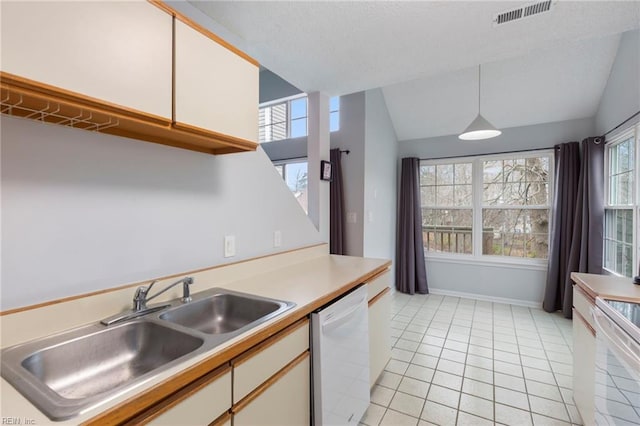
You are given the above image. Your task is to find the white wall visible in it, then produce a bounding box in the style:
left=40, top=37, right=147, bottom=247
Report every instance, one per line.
left=1, top=116, right=321, bottom=310
left=330, top=92, right=367, bottom=256
left=397, top=117, right=596, bottom=306
left=595, top=29, right=640, bottom=135
left=363, top=89, right=398, bottom=269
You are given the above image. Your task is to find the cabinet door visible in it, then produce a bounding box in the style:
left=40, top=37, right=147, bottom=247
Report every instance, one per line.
left=1, top=2, right=172, bottom=119
left=369, top=290, right=391, bottom=386
left=573, top=308, right=596, bottom=426
left=147, top=369, right=231, bottom=426
left=233, top=354, right=310, bottom=426
left=174, top=20, right=258, bottom=143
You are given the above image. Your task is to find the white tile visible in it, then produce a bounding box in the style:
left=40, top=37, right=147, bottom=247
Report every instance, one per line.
left=447, top=333, right=470, bottom=344
left=495, top=403, right=533, bottom=425
left=494, top=341, right=519, bottom=354
left=426, top=328, right=448, bottom=338
left=402, top=330, right=426, bottom=342
left=469, top=336, right=493, bottom=349
left=546, top=351, right=573, bottom=365
left=459, top=393, right=494, bottom=420
left=495, top=386, right=529, bottom=410
left=444, top=339, right=469, bottom=352
left=405, top=364, right=435, bottom=382
left=559, top=388, right=574, bottom=405
left=463, top=365, right=494, bottom=384
left=406, top=324, right=428, bottom=334
left=566, top=404, right=583, bottom=425
left=432, top=370, right=463, bottom=391
left=493, top=350, right=521, bottom=365
left=519, top=346, right=548, bottom=360
left=554, top=373, right=573, bottom=389
left=523, top=366, right=557, bottom=385
left=377, top=371, right=403, bottom=390
left=440, top=348, right=467, bottom=364
left=437, top=359, right=465, bottom=376
left=371, top=385, right=395, bottom=407
left=529, top=395, right=571, bottom=422
left=390, top=392, right=425, bottom=418
left=461, top=378, right=494, bottom=401
left=525, top=379, right=563, bottom=402
left=396, top=339, right=420, bottom=352
left=456, top=411, right=493, bottom=426
left=380, top=409, right=419, bottom=426
left=465, top=354, right=493, bottom=370
left=418, top=421, right=438, bottom=426
left=417, top=343, right=442, bottom=357
left=361, top=403, right=386, bottom=426
left=392, top=348, right=415, bottom=362
left=494, top=333, right=518, bottom=344
left=427, top=384, right=460, bottom=409
left=421, top=401, right=457, bottom=425
left=550, top=361, right=573, bottom=376
left=398, top=376, right=430, bottom=398
left=531, top=413, right=572, bottom=426
left=421, top=335, right=445, bottom=347
left=521, top=355, right=551, bottom=371
left=494, top=360, right=524, bottom=377
left=495, top=372, right=526, bottom=393
left=385, top=359, right=410, bottom=375
left=411, top=353, right=439, bottom=369
left=468, top=344, right=493, bottom=358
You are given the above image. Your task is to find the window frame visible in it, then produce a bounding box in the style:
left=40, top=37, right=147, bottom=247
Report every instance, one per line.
left=603, top=125, right=639, bottom=278
left=420, top=149, right=554, bottom=267
left=272, top=157, right=309, bottom=214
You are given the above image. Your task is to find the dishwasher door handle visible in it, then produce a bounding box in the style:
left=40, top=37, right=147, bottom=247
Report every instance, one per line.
left=322, top=297, right=366, bottom=333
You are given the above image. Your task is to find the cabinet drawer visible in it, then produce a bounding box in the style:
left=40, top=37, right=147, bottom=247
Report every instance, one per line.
left=232, top=320, right=309, bottom=403
left=368, top=270, right=391, bottom=301
left=573, top=286, right=595, bottom=330
left=233, top=353, right=310, bottom=426
left=147, top=368, right=231, bottom=426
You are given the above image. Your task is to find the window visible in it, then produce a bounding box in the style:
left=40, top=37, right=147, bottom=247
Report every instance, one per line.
left=420, top=151, right=553, bottom=261
left=259, top=95, right=340, bottom=143
left=330, top=96, right=340, bottom=132
left=274, top=159, right=308, bottom=214
left=604, top=128, right=639, bottom=277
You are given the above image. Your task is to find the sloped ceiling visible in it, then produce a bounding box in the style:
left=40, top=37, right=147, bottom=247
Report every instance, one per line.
left=189, top=1, right=640, bottom=140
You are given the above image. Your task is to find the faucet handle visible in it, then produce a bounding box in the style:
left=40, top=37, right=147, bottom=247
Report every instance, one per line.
left=133, top=280, right=156, bottom=311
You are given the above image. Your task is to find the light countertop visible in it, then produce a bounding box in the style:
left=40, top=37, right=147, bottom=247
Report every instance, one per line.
left=571, top=272, right=640, bottom=302
left=0, top=251, right=391, bottom=425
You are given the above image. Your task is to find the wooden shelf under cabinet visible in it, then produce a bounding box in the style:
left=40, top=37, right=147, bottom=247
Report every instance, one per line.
left=0, top=72, right=257, bottom=155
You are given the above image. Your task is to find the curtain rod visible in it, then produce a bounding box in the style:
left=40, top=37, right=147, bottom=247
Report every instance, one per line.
left=419, top=146, right=555, bottom=161
left=339, top=149, right=350, bottom=155
left=603, top=110, right=640, bottom=137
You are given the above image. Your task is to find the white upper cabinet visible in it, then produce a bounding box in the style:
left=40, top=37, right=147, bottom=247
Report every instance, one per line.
left=174, top=20, right=259, bottom=143
left=1, top=1, right=172, bottom=119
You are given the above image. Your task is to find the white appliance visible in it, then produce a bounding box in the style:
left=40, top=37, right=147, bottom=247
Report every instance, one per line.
left=593, top=297, right=640, bottom=425
left=312, top=285, right=370, bottom=426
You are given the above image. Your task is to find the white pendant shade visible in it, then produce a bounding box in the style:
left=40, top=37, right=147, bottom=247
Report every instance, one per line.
left=459, top=65, right=501, bottom=141
left=458, top=113, right=502, bottom=140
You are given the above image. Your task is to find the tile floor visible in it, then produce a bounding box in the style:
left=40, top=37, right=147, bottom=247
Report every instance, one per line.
left=361, top=292, right=581, bottom=426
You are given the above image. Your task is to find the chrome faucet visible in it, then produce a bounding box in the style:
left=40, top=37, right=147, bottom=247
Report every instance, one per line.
left=101, top=277, right=194, bottom=326
left=133, top=276, right=194, bottom=311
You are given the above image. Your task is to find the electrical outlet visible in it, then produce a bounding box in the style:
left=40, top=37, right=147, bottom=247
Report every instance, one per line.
left=274, top=230, right=282, bottom=247
left=224, top=235, right=236, bottom=258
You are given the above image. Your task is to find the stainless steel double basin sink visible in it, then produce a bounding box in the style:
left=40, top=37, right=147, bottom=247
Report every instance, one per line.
left=1, top=288, right=295, bottom=421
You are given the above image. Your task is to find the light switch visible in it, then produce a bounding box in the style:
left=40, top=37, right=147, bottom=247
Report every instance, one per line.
left=224, top=235, right=236, bottom=258
left=274, top=230, right=282, bottom=247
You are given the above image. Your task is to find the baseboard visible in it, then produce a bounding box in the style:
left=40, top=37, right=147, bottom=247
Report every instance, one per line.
left=428, top=287, right=542, bottom=309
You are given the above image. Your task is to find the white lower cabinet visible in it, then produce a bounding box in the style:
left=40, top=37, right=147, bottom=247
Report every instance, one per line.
left=233, top=354, right=310, bottom=426
left=572, top=287, right=596, bottom=426
left=369, top=289, right=391, bottom=386
left=147, top=368, right=231, bottom=426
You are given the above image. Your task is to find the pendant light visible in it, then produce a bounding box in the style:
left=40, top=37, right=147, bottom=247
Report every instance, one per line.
left=459, top=65, right=501, bottom=140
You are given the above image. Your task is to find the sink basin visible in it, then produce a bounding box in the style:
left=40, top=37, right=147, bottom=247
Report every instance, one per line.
left=1, top=320, right=204, bottom=420
left=159, top=290, right=294, bottom=335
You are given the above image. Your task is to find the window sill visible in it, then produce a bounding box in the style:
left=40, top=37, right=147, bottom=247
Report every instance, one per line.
left=425, top=253, right=548, bottom=271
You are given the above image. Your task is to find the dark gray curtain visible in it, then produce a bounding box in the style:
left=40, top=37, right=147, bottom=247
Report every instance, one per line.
left=329, top=148, right=345, bottom=255
left=396, top=157, right=428, bottom=294
left=543, top=137, right=604, bottom=318
left=543, top=142, right=580, bottom=316
left=567, top=137, right=605, bottom=275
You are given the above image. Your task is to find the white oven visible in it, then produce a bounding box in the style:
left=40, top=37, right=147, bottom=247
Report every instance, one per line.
left=593, top=297, right=640, bottom=425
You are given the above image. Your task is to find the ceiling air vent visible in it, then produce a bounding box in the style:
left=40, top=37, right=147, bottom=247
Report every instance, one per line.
left=493, top=0, right=555, bottom=26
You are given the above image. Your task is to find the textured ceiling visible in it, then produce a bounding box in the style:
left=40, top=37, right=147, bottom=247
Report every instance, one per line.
left=189, top=0, right=640, bottom=140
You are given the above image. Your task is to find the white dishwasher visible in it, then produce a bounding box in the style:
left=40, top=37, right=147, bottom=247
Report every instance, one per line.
left=312, top=284, right=370, bottom=426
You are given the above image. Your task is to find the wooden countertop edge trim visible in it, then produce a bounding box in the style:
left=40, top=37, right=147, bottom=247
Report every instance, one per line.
left=574, top=283, right=596, bottom=305
left=210, top=411, right=232, bottom=426
left=369, top=287, right=391, bottom=307
left=573, top=308, right=595, bottom=337
left=231, top=318, right=308, bottom=368
left=571, top=274, right=598, bottom=303
left=231, top=351, right=310, bottom=414
left=81, top=261, right=389, bottom=425
left=121, top=364, right=231, bottom=425
left=0, top=243, right=327, bottom=316
left=149, top=0, right=259, bottom=67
